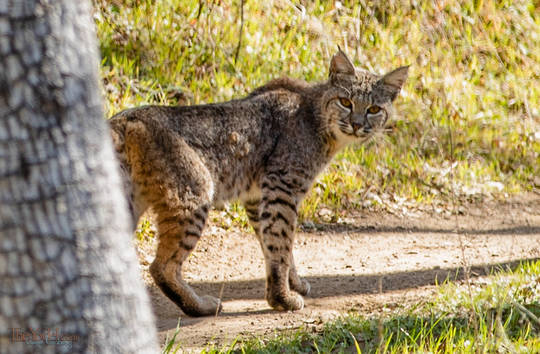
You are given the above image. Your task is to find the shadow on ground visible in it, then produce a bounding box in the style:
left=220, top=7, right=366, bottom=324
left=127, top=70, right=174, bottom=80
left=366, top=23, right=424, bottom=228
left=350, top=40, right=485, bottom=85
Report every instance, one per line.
left=187, top=257, right=540, bottom=300
left=149, top=257, right=539, bottom=331
left=303, top=224, right=540, bottom=236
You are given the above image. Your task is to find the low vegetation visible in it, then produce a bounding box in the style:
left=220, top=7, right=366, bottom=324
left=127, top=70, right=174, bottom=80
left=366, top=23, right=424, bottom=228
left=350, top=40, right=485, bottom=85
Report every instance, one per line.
left=93, top=0, right=539, bottom=351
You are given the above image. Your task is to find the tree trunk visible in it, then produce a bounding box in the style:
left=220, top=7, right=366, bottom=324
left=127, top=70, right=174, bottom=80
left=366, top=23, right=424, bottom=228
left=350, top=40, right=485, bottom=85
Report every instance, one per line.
left=0, top=1, right=158, bottom=353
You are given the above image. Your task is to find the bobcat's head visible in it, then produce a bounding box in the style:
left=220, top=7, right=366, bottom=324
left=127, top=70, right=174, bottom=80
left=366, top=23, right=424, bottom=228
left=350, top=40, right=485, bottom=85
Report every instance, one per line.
left=320, top=50, right=408, bottom=147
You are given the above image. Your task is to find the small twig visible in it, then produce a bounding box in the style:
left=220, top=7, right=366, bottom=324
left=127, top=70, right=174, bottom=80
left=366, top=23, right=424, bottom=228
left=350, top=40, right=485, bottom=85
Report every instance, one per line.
left=196, top=0, right=205, bottom=20
left=234, top=0, right=245, bottom=64
left=377, top=276, right=384, bottom=351
left=512, top=300, right=540, bottom=326
left=215, top=282, right=225, bottom=317
left=448, top=123, right=477, bottom=343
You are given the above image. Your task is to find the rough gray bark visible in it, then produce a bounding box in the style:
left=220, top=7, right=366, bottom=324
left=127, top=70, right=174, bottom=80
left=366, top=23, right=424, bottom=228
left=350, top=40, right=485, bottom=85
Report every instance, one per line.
left=0, top=1, right=158, bottom=353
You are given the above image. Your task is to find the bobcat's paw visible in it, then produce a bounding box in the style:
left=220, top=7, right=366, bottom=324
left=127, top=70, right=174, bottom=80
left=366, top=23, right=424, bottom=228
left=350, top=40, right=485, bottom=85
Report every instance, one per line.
left=183, top=295, right=222, bottom=317
left=267, top=291, right=304, bottom=312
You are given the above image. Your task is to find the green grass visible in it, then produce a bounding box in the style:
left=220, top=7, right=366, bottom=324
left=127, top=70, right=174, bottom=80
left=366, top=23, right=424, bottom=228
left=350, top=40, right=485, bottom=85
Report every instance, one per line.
left=93, top=0, right=540, bottom=221
left=167, top=261, right=538, bottom=353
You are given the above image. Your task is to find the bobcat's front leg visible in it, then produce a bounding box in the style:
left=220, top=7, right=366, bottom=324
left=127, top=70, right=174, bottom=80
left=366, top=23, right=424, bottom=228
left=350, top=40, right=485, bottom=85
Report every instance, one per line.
left=258, top=173, right=306, bottom=311
left=245, top=198, right=310, bottom=298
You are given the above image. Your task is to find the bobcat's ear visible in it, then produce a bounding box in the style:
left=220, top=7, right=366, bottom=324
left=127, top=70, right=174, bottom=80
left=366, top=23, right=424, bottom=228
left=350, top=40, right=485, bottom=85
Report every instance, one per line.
left=378, top=65, right=409, bottom=101
left=329, top=50, right=356, bottom=76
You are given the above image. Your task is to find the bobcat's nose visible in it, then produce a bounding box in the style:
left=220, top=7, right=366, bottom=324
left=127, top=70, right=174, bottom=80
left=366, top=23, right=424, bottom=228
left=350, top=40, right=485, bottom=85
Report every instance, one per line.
left=350, top=114, right=365, bottom=134
left=351, top=122, right=362, bottom=132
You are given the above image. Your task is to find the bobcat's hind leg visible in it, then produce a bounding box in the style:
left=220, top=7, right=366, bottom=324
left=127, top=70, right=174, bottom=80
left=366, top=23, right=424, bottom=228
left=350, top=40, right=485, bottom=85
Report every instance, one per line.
left=124, top=121, right=221, bottom=316
left=244, top=198, right=310, bottom=297
left=150, top=204, right=222, bottom=317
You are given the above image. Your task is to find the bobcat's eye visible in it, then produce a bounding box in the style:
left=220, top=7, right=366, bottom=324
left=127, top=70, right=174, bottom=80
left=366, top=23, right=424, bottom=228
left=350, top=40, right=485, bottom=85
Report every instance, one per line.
left=367, top=105, right=381, bottom=114
left=338, top=98, right=352, bottom=109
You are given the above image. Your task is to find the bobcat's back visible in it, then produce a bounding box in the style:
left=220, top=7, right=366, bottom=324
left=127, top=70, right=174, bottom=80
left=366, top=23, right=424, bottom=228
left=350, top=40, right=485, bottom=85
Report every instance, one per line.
left=109, top=83, right=320, bottom=218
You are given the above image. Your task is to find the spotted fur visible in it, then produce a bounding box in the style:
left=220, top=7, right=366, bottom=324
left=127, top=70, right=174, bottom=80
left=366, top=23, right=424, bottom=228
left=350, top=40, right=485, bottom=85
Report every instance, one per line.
left=109, top=50, right=408, bottom=316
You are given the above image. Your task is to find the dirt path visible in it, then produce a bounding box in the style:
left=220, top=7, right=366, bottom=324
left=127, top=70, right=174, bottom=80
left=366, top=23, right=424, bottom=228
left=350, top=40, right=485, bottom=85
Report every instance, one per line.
left=139, top=194, right=540, bottom=351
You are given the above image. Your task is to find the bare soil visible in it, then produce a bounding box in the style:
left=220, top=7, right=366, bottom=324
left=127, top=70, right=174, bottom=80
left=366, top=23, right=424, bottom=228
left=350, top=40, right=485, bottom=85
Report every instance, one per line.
left=137, top=193, right=540, bottom=352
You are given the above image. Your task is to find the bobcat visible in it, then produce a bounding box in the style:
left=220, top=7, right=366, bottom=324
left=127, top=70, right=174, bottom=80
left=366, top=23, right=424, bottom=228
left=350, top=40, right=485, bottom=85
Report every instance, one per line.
left=109, top=50, right=408, bottom=317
